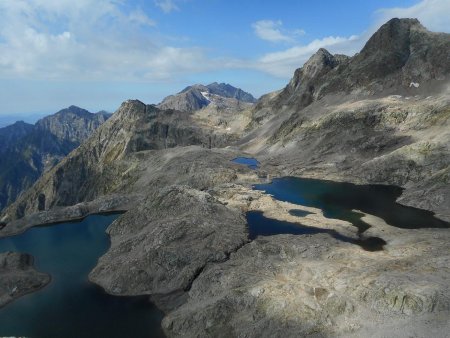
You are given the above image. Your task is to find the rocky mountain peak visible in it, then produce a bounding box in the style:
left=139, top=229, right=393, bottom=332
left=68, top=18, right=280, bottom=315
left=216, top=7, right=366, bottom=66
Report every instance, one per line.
left=53, top=105, right=92, bottom=118
left=360, top=18, right=424, bottom=57
left=0, top=121, right=34, bottom=152
left=112, top=99, right=159, bottom=123
left=206, top=82, right=257, bottom=103
left=180, top=84, right=208, bottom=93
left=353, top=18, right=423, bottom=79
left=254, top=17, right=450, bottom=124
left=158, top=83, right=256, bottom=112
left=35, top=105, right=111, bottom=144
left=300, top=48, right=338, bottom=80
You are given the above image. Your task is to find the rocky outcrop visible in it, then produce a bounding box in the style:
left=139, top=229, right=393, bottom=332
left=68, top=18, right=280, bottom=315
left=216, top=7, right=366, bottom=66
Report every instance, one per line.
left=0, top=252, right=50, bottom=308
left=89, top=185, right=248, bottom=311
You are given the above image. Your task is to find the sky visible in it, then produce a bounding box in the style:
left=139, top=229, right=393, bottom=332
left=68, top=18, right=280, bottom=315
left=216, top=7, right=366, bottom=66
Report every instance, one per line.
left=0, top=0, right=449, bottom=120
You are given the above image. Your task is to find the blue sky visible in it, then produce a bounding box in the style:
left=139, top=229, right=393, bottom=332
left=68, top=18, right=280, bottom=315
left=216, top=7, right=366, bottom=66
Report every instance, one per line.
left=0, top=0, right=449, bottom=119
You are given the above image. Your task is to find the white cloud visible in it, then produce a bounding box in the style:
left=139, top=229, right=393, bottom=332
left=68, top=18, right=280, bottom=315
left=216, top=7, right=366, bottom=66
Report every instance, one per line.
left=128, top=9, right=157, bottom=27
left=375, top=0, right=450, bottom=33
left=247, top=0, right=450, bottom=79
left=249, top=35, right=360, bottom=78
left=0, top=0, right=209, bottom=81
left=293, top=29, right=306, bottom=36
left=252, top=20, right=295, bottom=43
left=154, top=0, right=179, bottom=13
left=1, top=0, right=449, bottom=89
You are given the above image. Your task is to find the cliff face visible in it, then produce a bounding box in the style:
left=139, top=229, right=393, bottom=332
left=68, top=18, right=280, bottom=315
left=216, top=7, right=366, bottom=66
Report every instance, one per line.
left=0, top=106, right=110, bottom=211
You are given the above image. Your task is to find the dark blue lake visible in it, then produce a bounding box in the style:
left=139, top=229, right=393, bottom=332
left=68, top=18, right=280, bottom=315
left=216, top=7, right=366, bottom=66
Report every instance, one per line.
left=253, top=177, right=449, bottom=232
left=0, top=214, right=165, bottom=338
left=248, top=177, right=449, bottom=251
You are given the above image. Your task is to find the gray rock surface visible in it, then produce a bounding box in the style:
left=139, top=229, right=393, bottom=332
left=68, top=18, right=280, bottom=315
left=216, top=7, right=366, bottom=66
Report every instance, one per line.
left=242, top=18, right=450, bottom=222
left=244, top=91, right=450, bottom=222
left=163, top=230, right=450, bottom=337
left=0, top=252, right=50, bottom=308
left=89, top=185, right=248, bottom=311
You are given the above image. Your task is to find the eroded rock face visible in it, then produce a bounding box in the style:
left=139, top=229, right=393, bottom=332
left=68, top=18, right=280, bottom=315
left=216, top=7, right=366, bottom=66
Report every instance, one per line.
left=89, top=185, right=248, bottom=311
left=0, top=252, right=50, bottom=308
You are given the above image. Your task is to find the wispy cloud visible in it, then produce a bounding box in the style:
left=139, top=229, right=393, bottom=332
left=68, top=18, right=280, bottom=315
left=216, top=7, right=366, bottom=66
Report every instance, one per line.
left=375, top=0, right=450, bottom=33
left=247, top=0, right=450, bottom=79
left=128, top=9, right=157, bottom=27
left=243, top=35, right=360, bottom=78
left=1, top=0, right=449, bottom=86
left=154, top=0, right=179, bottom=13
left=0, top=0, right=207, bottom=81
left=252, top=20, right=305, bottom=43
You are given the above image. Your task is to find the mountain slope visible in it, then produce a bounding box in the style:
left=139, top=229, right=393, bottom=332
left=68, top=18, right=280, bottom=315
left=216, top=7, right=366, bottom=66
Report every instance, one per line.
left=0, top=106, right=110, bottom=211
left=250, top=18, right=450, bottom=126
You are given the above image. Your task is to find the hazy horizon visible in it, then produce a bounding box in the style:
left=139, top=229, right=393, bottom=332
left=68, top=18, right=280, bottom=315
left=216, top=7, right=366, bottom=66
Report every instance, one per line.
left=1, top=0, right=449, bottom=117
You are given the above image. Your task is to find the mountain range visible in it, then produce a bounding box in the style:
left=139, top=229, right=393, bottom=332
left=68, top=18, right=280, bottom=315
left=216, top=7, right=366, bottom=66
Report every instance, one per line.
left=1, top=18, right=450, bottom=338
left=0, top=106, right=110, bottom=210
left=0, top=83, right=256, bottom=212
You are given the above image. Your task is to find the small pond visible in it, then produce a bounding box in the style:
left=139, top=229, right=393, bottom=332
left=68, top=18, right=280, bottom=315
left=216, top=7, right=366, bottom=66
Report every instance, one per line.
left=232, top=157, right=260, bottom=169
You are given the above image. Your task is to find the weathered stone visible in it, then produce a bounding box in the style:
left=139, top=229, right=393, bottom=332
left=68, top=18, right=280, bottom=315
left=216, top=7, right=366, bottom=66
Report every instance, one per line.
left=0, top=252, right=50, bottom=308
